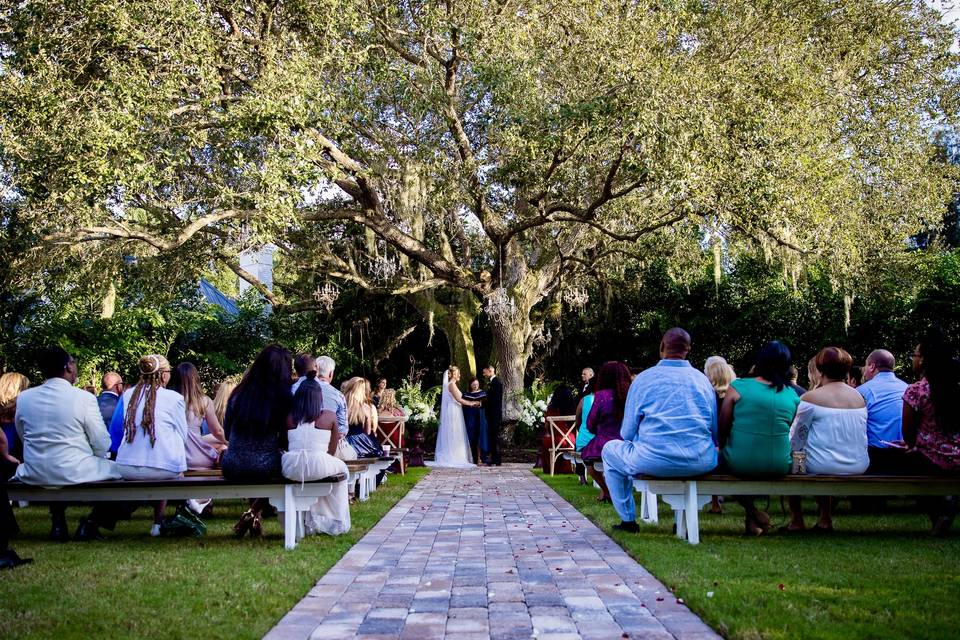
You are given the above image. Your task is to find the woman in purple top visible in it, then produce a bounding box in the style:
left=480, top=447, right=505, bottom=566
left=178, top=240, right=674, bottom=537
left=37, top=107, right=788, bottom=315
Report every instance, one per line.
left=580, top=361, right=632, bottom=503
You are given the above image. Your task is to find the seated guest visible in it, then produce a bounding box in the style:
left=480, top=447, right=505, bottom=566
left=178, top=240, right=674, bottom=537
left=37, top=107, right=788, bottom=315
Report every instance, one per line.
left=317, top=356, right=348, bottom=437
left=14, top=347, right=126, bottom=542
left=787, top=365, right=807, bottom=397
left=97, top=372, right=123, bottom=429
left=0, top=372, right=29, bottom=462
left=807, top=356, right=822, bottom=391
left=343, top=377, right=384, bottom=459
left=222, top=344, right=293, bottom=538
left=848, top=365, right=864, bottom=388
left=704, top=355, right=735, bottom=513
left=213, top=376, right=239, bottom=426
left=169, top=363, right=228, bottom=467
left=291, top=353, right=317, bottom=395
left=462, top=380, right=487, bottom=464
left=282, top=373, right=350, bottom=535
left=719, top=341, right=800, bottom=535
left=784, top=347, right=868, bottom=532
left=582, top=361, right=633, bottom=503
left=902, top=330, right=960, bottom=535
left=372, top=377, right=387, bottom=408
left=116, top=355, right=189, bottom=536
left=573, top=380, right=596, bottom=484
left=704, top=356, right=735, bottom=412
left=857, top=349, right=909, bottom=474
left=378, top=389, right=405, bottom=418
left=0, top=441, right=30, bottom=568
left=602, top=329, right=717, bottom=532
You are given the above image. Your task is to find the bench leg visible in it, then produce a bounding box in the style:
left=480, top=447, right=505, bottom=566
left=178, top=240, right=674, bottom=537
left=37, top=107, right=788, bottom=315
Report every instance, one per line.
left=685, top=481, right=700, bottom=545
left=284, top=485, right=297, bottom=550
left=640, top=487, right=659, bottom=524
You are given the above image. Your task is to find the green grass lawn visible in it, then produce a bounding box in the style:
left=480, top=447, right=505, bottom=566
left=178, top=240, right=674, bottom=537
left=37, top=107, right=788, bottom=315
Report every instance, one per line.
left=3, top=467, right=428, bottom=640
left=537, top=470, right=960, bottom=640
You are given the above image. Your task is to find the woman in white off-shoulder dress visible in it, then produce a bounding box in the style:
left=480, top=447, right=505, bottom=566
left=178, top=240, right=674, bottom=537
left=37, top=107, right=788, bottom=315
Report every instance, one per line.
left=281, top=373, right=350, bottom=536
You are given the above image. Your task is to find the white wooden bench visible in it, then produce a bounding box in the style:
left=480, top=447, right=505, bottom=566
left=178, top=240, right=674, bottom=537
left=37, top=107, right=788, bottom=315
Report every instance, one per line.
left=644, top=474, right=960, bottom=544
left=4, top=473, right=347, bottom=550
left=347, top=455, right=400, bottom=501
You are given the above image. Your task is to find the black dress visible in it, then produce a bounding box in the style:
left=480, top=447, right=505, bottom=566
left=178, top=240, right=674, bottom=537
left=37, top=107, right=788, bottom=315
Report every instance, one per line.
left=221, top=398, right=288, bottom=481
left=346, top=420, right=384, bottom=459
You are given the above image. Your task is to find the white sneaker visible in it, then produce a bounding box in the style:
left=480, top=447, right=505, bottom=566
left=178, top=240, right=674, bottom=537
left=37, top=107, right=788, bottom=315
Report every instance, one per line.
left=150, top=523, right=161, bottom=537
left=186, top=499, right=209, bottom=515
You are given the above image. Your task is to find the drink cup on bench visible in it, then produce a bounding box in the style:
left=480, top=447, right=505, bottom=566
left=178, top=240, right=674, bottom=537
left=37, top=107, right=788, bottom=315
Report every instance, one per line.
left=791, top=451, right=807, bottom=475
left=382, top=444, right=391, bottom=456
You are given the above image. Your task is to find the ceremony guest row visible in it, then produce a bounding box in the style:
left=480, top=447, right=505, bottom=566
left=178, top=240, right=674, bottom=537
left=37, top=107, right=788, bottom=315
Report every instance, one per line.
left=571, top=328, right=960, bottom=537
left=1, top=344, right=416, bottom=566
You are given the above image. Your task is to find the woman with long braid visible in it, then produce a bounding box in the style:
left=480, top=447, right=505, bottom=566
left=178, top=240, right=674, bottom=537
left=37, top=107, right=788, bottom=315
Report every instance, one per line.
left=116, top=355, right=189, bottom=536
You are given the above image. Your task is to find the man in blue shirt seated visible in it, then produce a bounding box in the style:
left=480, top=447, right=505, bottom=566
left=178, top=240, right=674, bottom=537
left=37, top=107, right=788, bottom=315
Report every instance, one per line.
left=602, top=328, right=718, bottom=533
left=857, top=349, right=909, bottom=474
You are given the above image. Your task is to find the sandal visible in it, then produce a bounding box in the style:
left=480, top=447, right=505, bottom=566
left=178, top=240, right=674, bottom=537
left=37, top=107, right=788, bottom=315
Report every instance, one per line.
left=249, top=514, right=263, bottom=538
left=233, top=510, right=255, bottom=538
left=810, top=524, right=834, bottom=534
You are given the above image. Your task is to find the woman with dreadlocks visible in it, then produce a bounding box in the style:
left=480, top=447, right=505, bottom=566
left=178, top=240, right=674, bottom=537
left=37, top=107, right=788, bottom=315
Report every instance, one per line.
left=116, top=355, right=189, bottom=536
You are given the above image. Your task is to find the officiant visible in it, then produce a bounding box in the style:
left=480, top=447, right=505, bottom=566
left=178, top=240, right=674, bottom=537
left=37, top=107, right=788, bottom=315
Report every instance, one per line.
left=462, top=378, right=487, bottom=464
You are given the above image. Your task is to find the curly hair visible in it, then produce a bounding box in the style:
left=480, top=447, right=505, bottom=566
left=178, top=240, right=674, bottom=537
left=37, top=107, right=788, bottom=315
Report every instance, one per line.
left=124, top=355, right=171, bottom=447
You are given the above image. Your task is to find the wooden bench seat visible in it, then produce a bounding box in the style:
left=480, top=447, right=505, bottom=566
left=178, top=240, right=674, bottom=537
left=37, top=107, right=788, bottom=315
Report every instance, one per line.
left=644, top=474, right=960, bottom=544
left=346, top=455, right=400, bottom=501
left=558, top=451, right=960, bottom=544
left=3, top=473, right=346, bottom=550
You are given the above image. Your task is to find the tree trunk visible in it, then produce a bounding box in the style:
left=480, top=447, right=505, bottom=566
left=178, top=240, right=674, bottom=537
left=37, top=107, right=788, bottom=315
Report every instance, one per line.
left=406, top=289, right=480, bottom=379
left=489, top=313, right=530, bottom=426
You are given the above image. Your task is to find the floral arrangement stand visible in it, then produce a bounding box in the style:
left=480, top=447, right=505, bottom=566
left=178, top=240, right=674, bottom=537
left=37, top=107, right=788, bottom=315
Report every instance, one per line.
left=396, top=378, right=441, bottom=468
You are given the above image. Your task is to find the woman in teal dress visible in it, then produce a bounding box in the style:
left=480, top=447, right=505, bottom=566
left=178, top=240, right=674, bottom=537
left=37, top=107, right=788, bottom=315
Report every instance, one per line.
left=573, top=380, right=595, bottom=484
left=719, top=341, right=800, bottom=535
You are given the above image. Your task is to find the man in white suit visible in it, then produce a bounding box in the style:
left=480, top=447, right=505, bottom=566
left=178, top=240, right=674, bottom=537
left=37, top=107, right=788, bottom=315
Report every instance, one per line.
left=14, top=347, right=127, bottom=541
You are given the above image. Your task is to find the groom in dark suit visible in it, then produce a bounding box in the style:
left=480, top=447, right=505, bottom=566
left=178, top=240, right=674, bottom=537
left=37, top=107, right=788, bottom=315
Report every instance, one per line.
left=482, top=365, right=503, bottom=466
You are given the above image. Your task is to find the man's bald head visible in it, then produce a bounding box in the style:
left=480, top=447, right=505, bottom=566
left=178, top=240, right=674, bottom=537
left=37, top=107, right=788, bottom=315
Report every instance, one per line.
left=660, top=327, right=691, bottom=360
left=866, top=349, right=895, bottom=373
left=101, top=372, right=123, bottom=394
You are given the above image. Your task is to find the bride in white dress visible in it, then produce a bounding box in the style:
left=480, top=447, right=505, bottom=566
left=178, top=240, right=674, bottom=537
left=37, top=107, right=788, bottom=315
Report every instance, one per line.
left=427, top=365, right=481, bottom=468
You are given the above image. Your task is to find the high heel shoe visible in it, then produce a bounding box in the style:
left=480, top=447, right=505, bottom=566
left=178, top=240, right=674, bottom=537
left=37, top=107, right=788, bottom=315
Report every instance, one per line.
left=234, top=510, right=255, bottom=538
left=249, top=514, right=262, bottom=538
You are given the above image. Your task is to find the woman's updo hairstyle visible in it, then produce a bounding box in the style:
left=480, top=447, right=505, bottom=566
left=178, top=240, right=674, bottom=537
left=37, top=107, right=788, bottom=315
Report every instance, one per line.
left=124, top=354, right=172, bottom=447
left=447, top=365, right=460, bottom=379
left=814, top=347, right=853, bottom=382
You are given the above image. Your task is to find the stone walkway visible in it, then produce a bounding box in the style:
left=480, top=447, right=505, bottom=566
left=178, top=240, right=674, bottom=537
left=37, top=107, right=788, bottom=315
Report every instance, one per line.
left=265, top=464, right=719, bottom=640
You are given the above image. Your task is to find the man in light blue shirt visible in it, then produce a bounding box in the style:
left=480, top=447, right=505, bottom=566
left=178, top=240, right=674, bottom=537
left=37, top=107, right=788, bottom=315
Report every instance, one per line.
left=602, top=328, right=718, bottom=532
left=857, top=349, right=908, bottom=474
left=316, top=355, right=348, bottom=435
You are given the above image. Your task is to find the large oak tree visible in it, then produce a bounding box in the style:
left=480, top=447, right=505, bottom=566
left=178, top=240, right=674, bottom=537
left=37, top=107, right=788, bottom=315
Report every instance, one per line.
left=2, top=0, right=957, bottom=419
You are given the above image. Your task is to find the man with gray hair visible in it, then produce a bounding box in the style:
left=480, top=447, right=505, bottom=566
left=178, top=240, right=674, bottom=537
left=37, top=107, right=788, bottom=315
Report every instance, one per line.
left=316, top=355, right=348, bottom=435
left=858, top=349, right=908, bottom=474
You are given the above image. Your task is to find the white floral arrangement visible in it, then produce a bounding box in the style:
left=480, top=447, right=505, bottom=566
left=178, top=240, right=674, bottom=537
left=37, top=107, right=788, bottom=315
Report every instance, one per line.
left=517, top=396, right=549, bottom=430
left=396, top=378, right=441, bottom=429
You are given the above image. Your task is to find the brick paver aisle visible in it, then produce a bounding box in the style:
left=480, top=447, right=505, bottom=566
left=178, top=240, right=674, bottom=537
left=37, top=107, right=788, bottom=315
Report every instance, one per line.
left=265, top=464, right=719, bottom=640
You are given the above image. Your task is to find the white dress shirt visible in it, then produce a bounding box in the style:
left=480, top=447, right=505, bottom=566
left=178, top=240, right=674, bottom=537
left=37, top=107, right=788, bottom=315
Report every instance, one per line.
left=14, top=378, right=120, bottom=485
